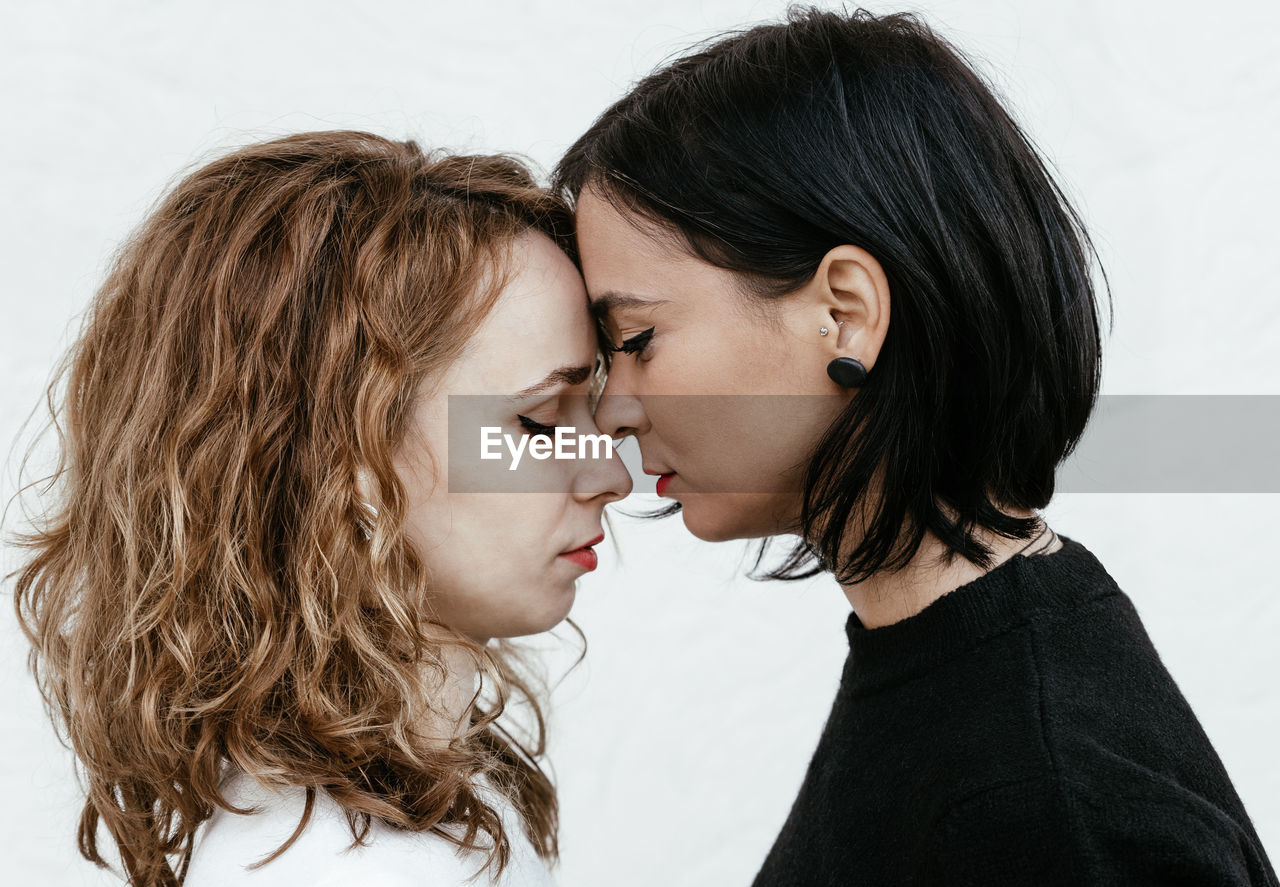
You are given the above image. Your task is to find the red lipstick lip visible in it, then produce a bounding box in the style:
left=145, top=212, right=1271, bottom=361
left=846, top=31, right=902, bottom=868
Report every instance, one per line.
left=559, top=547, right=598, bottom=571
left=655, top=472, right=676, bottom=497
left=558, top=533, right=604, bottom=572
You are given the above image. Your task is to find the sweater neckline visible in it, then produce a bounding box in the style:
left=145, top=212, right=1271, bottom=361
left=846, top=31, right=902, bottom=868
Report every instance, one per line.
left=842, top=534, right=1120, bottom=695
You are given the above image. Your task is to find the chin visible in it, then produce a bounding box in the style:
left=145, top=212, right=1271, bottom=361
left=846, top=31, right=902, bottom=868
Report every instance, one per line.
left=493, top=586, right=577, bottom=639
left=536, top=593, right=577, bottom=634
left=679, top=493, right=787, bottom=542
left=680, top=506, right=757, bottom=542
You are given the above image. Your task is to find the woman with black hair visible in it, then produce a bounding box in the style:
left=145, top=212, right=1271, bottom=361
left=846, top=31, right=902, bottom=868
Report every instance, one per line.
left=554, top=7, right=1277, bottom=886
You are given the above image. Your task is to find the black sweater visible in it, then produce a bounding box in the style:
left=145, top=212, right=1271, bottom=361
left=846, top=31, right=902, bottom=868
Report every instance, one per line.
left=751, top=534, right=1277, bottom=886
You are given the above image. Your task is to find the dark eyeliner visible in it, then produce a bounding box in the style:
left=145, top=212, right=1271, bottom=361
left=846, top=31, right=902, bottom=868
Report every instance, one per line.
left=517, top=414, right=556, bottom=436
left=609, top=326, right=655, bottom=355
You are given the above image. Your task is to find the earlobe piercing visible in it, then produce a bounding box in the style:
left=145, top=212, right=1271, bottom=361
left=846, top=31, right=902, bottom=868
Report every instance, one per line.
left=819, top=326, right=829, bottom=336
left=827, top=356, right=868, bottom=388
left=825, top=321, right=867, bottom=387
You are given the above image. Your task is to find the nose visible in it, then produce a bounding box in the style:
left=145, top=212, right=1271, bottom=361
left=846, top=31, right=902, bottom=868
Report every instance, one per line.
left=591, top=371, right=651, bottom=441
left=572, top=417, right=633, bottom=505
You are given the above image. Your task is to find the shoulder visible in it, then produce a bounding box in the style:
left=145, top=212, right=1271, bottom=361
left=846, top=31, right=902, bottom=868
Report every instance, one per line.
left=184, top=770, right=557, bottom=887
left=918, top=774, right=1274, bottom=886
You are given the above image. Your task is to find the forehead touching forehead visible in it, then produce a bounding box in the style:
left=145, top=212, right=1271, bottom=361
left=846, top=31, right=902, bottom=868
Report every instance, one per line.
left=443, top=230, right=595, bottom=396
left=575, top=186, right=781, bottom=332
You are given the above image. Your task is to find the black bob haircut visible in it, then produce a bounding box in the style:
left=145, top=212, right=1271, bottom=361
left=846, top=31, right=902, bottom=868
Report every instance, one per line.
left=553, top=6, right=1110, bottom=584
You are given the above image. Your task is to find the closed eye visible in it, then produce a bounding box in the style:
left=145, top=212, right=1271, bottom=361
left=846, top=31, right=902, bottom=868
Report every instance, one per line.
left=517, top=414, right=556, bottom=437
left=608, top=326, right=654, bottom=357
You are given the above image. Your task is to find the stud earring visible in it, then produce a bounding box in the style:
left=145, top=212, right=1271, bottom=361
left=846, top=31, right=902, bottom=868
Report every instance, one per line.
left=827, top=356, right=868, bottom=388
left=819, top=326, right=829, bottom=336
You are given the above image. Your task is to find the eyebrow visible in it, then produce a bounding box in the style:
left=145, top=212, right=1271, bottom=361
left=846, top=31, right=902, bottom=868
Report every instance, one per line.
left=589, top=290, right=670, bottom=323
left=506, top=364, right=594, bottom=401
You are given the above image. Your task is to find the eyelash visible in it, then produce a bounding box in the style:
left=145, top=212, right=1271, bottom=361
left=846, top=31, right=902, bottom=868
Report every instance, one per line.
left=517, top=414, right=557, bottom=437
left=608, top=326, right=655, bottom=360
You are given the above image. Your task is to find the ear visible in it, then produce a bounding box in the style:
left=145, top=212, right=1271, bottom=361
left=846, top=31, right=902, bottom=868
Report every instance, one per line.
left=793, top=244, right=891, bottom=368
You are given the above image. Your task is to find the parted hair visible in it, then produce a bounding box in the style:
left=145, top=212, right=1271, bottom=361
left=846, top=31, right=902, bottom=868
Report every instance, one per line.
left=11, top=130, right=575, bottom=886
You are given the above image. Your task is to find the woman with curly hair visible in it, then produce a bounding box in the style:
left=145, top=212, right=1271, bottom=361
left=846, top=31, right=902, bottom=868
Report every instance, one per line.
left=12, top=130, right=630, bottom=886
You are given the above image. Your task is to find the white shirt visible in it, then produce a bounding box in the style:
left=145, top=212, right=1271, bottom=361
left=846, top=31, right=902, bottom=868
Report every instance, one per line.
left=184, top=766, right=558, bottom=887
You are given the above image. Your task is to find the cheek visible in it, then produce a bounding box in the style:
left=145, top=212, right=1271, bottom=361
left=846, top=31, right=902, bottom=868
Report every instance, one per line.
left=411, top=494, right=543, bottom=584
left=694, top=316, right=799, bottom=393
left=652, top=395, right=820, bottom=492
left=646, top=317, right=841, bottom=489
left=655, top=330, right=759, bottom=392
left=402, top=492, right=576, bottom=636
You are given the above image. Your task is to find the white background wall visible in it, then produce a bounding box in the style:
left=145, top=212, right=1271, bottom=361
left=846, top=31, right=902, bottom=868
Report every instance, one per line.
left=2, top=1, right=1277, bottom=884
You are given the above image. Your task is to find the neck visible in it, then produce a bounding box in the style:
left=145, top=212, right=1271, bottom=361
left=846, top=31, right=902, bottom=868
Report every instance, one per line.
left=837, top=512, right=1060, bottom=629
left=414, top=641, right=484, bottom=747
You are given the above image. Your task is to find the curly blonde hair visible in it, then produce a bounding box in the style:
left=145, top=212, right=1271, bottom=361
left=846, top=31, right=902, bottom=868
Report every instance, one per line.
left=10, top=130, right=580, bottom=886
